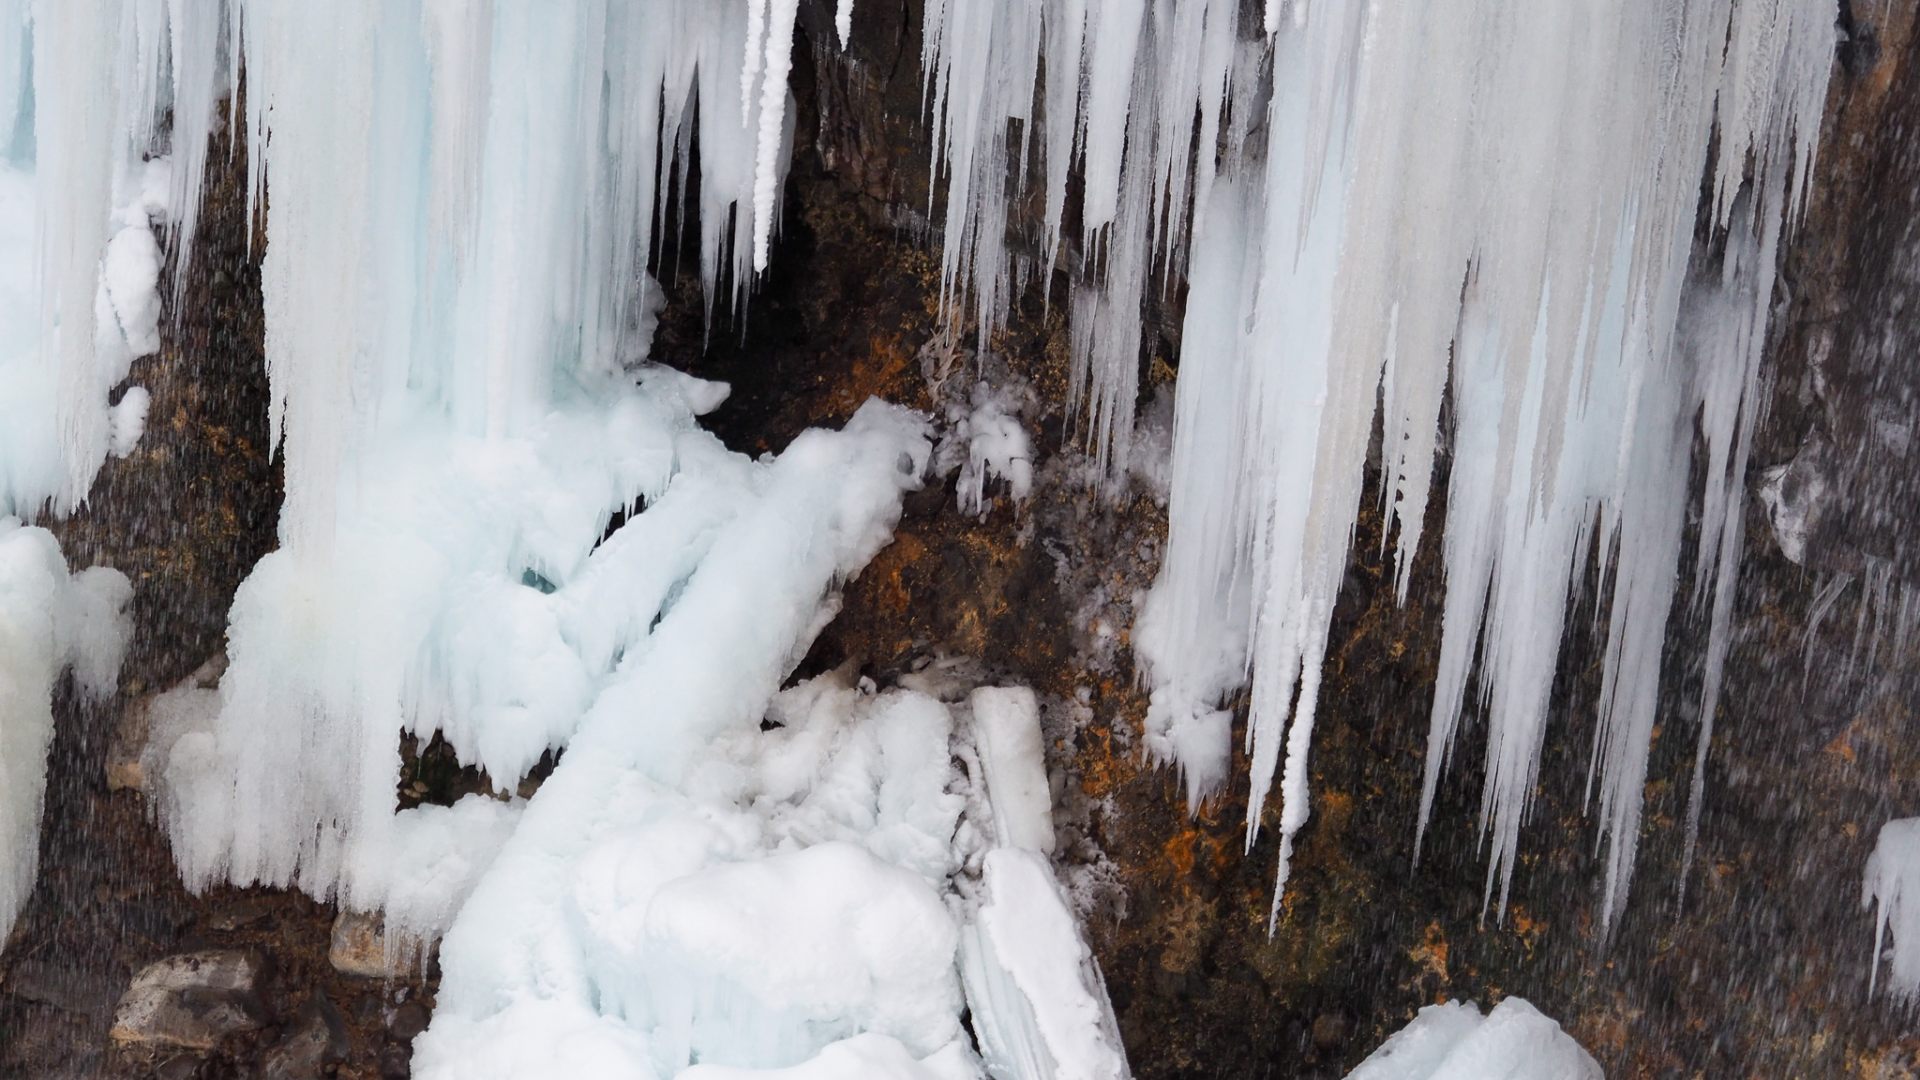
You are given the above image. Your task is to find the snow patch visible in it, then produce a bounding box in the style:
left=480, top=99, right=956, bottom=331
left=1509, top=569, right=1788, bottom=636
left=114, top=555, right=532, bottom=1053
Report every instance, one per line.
left=1345, top=998, right=1601, bottom=1080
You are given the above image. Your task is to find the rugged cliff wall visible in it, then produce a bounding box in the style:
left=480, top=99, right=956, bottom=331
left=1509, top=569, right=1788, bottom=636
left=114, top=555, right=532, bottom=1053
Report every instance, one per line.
left=2, top=3, right=1918, bottom=1077
left=790, top=4, right=1920, bottom=1075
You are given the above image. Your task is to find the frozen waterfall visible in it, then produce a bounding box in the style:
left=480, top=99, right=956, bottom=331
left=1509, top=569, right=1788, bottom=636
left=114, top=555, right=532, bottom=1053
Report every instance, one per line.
left=0, top=0, right=1876, bottom=1075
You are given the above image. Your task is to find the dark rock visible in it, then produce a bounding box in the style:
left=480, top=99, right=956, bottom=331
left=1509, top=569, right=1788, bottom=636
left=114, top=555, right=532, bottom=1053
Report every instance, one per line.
left=388, top=999, right=429, bottom=1043
left=202, top=894, right=278, bottom=933
left=1310, top=1011, right=1351, bottom=1050
left=260, top=993, right=350, bottom=1080
left=330, top=909, right=409, bottom=978
left=6, top=957, right=124, bottom=1019
left=109, top=950, right=269, bottom=1052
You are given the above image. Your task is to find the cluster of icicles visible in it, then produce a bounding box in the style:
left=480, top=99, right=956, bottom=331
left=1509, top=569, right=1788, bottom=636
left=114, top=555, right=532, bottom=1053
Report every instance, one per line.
left=935, top=0, right=1836, bottom=931
left=1, top=0, right=1840, bottom=1050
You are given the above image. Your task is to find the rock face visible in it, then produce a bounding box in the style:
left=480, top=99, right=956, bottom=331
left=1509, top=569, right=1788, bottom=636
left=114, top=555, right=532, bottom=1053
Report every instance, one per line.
left=2, top=2, right=1918, bottom=1078
left=109, top=950, right=269, bottom=1052
left=259, top=992, right=351, bottom=1079
left=329, top=910, right=410, bottom=980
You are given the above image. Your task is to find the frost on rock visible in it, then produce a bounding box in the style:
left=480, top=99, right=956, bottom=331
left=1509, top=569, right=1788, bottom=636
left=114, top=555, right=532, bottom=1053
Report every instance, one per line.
left=1344, top=998, right=1602, bottom=1080
left=956, top=386, right=1034, bottom=519
left=926, top=343, right=1038, bottom=520
left=1865, top=818, right=1920, bottom=1001
left=0, top=518, right=132, bottom=941
left=1757, top=436, right=1830, bottom=566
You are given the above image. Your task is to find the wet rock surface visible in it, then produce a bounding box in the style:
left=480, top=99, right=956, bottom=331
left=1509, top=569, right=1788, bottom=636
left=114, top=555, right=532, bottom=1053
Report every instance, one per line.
left=257, top=993, right=350, bottom=1080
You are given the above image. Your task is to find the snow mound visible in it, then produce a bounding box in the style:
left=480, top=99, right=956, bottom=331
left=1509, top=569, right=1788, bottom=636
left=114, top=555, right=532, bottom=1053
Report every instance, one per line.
left=1346, top=998, right=1602, bottom=1080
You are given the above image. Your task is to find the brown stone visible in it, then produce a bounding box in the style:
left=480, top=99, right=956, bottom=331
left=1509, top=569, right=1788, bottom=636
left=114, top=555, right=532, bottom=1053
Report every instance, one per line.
left=105, top=694, right=152, bottom=793
left=109, top=949, right=268, bottom=1052
left=329, top=909, right=410, bottom=979
left=260, top=993, right=350, bottom=1080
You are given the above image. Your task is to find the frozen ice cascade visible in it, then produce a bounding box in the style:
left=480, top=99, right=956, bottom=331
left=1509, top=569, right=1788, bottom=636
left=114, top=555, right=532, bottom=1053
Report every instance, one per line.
left=0, top=0, right=163, bottom=943
left=0, top=0, right=1851, bottom=1074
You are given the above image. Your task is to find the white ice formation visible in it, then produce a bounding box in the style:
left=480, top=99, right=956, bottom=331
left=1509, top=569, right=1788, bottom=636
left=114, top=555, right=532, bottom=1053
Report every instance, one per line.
left=1344, top=998, right=1602, bottom=1080
left=1865, top=818, right=1920, bottom=1001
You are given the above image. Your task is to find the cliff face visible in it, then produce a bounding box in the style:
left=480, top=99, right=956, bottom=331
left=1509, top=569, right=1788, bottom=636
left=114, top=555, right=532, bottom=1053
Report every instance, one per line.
left=787, top=5, right=1920, bottom=1075
left=2, top=3, right=1919, bottom=1077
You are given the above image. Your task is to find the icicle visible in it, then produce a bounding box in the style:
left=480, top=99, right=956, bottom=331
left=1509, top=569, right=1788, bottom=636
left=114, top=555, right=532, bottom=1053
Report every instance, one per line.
left=239, top=0, right=375, bottom=560
left=35, top=0, right=126, bottom=512
left=1137, top=0, right=1835, bottom=931
left=919, top=0, right=1241, bottom=475
left=834, top=0, right=854, bottom=49
left=748, top=0, right=798, bottom=272
left=162, top=0, right=223, bottom=301
left=421, top=0, right=491, bottom=264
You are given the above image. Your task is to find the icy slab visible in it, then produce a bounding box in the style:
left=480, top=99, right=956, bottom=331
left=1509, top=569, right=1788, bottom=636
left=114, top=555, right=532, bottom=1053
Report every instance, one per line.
left=375, top=795, right=523, bottom=949
left=0, top=518, right=131, bottom=941
left=962, top=848, right=1129, bottom=1080
left=639, top=842, right=962, bottom=1057
left=412, top=403, right=973, bottom=1076
left=1865, top=818, right=1920, bottom=999
left=969, top=686, right=1055, bottom=854
left=1345, top=998, right=1602, bottom=1080
left=156, top=378, right=720, bottom=912
left=679, top=1034, right=978, bottom=1080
